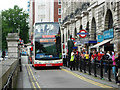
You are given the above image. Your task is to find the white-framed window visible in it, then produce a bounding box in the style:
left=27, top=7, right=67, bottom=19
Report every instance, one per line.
left=58, top=0, right=61, bottom=5
left=58, top=8, right=61, bottom=15
left=58, top=18, right=61, bottom=22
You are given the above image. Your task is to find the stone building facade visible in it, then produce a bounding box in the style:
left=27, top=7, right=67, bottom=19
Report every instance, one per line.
left=61, top=0, right=120, bottom=53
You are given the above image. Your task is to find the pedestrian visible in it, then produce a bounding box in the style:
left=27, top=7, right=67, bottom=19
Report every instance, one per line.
left=2, top=51, right=5, bottom=59
left=84, top=51, right=89, bottom=73
left=91, top=50, right=97, bottom=70
left=62, top=51, right=66, bottom=66
left=112, top=52, right=116, bottom=78
left=107, top=51, right=112, bottom=60
left=97, top=51, right=103, bottom=61
left=91, top=50, right=97, bottom=63
left=115, top=52, right=120, bottom=85
left=75, top=48, right=79, bottom=70
left=101, top=51, right=109, bottom=74
left=97, top=51, right=103, bottom=67
left=66, top=52, right=69, bottom=67
left=81, top=51, right=85, bottom=59
left=89, top=50, right=93, bottom=61
left=70, top=49, right=75, bottom=70
left=85, top=51, right=89, bottom=64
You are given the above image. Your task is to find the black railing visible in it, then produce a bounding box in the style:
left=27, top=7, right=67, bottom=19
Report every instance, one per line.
left=64, top=55, right=118, bottom=83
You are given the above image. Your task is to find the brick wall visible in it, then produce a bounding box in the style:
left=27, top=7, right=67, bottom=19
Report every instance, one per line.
left=54, top=0, right=61, bottom=22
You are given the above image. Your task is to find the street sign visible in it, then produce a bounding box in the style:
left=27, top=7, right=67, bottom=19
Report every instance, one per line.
left=77, top=30, right=88, bottom=38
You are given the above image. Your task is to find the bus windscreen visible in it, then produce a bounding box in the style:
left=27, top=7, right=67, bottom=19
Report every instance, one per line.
left=34, top=22, right=61, bottom=60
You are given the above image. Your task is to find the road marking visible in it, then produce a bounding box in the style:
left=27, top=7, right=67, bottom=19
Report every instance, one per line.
left=26, top=65, right=36, bottom=89
left=28, top=65, right=41, bottom=89
left=62, top=69, right=113, bottom=88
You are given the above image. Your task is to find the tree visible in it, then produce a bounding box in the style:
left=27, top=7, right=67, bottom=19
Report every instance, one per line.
left=2, top=5, right=29, bottom=50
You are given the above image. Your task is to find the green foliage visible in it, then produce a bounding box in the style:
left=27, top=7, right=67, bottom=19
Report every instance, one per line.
left=2, top=5, right=29, bottom=50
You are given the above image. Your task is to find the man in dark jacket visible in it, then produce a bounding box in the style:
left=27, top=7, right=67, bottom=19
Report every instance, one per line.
left=101, top=51, right=109, bottom=74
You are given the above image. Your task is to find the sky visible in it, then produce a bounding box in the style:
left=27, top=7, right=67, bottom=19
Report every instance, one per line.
left=0, top=0, right=28, bottom=11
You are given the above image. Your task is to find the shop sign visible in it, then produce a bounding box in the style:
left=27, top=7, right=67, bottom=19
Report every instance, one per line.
left=103, top=28, right=114, bottom=40
left=97, top=35, right=104, bottom=43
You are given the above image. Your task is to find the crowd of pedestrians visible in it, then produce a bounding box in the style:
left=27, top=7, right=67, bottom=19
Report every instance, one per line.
left=62, top=48, right=120, bottom=84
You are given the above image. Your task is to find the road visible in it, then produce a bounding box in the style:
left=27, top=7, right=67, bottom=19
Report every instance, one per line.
left=16, top=56, right=118, bottom=89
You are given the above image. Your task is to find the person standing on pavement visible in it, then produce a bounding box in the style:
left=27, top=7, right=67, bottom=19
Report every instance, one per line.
left=62, top=51, right=66, bottom=66
left=115, top=52, right=120, bottom=85
left=97, top=51, right=103, bottom=67
left=75, top=48, right=79, bottom=70
left=85, top=51, right=89, bottom=60
left=85, top=51, right=89, bottom=65
left=107, top=51, right=112, bottom=60
left=112, top=52, right=116, bottom=78
left=2, top=51, right=5, bottom=59
left=101, top=51, right=109, bottom=74
left=84, top=51, right=89, bottom=72
left=91, top=50, right=97, bottom=63
left=70, top=49, right=76, bottom=70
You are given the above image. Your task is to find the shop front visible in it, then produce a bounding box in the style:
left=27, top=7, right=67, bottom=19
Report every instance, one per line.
left=90, top=28, right=114, bottom=52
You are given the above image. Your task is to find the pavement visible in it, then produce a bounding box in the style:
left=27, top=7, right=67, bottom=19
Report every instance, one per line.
left=16, top=56, right=119, bottom=89
left=16, top=56, right=31, bottom=88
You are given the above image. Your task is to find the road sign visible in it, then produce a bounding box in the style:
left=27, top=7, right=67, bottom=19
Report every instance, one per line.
left=77, top=30, right=88, bottom=38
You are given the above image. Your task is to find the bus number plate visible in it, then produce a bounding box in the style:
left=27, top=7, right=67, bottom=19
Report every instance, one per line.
left=46, top=64, right=52, bottom=66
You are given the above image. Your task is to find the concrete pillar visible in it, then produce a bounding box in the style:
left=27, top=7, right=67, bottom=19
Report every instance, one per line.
left=6, top=33, right=19, bottom=60
left=6, top=33, right=19, bottom=88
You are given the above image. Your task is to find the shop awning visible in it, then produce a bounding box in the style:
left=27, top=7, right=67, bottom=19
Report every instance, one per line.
left=90, top=39, right=112, bottom=48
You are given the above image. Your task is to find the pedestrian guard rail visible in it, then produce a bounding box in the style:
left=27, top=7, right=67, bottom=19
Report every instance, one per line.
left=64, top=55, right=119, bottom=83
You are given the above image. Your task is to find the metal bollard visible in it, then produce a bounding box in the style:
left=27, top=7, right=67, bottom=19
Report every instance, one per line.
left=100, top=59, right=103, bottom=79
left=19, top=57, right=22, bottom=72
left=94, top=58, right=97, bottom=77
left=89, top=59, right=91, bottom=75
left=108, top=59, right=111, bottom=81
left=84, top=59, right=86, bottom=73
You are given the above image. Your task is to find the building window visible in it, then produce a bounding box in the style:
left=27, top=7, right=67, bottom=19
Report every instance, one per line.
left=58, top=18, right=61, bottom=22
left=58, top=8, right=61, bottom=15
left=58, top=0, right=61, bottom=5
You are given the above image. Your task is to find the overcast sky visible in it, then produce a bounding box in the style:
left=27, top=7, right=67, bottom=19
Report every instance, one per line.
left=0, top=0, right=28, bottom=11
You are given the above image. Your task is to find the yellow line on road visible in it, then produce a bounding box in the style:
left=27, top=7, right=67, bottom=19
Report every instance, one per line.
left=26, top=65, right=36, bottom=90
left=62, top=69, right=113, bottom=88
left=28, top=65, right=41, bottom=90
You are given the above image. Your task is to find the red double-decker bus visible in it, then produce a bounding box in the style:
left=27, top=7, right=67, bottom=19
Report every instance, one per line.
left=32, top=22, right=63, bottom=68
